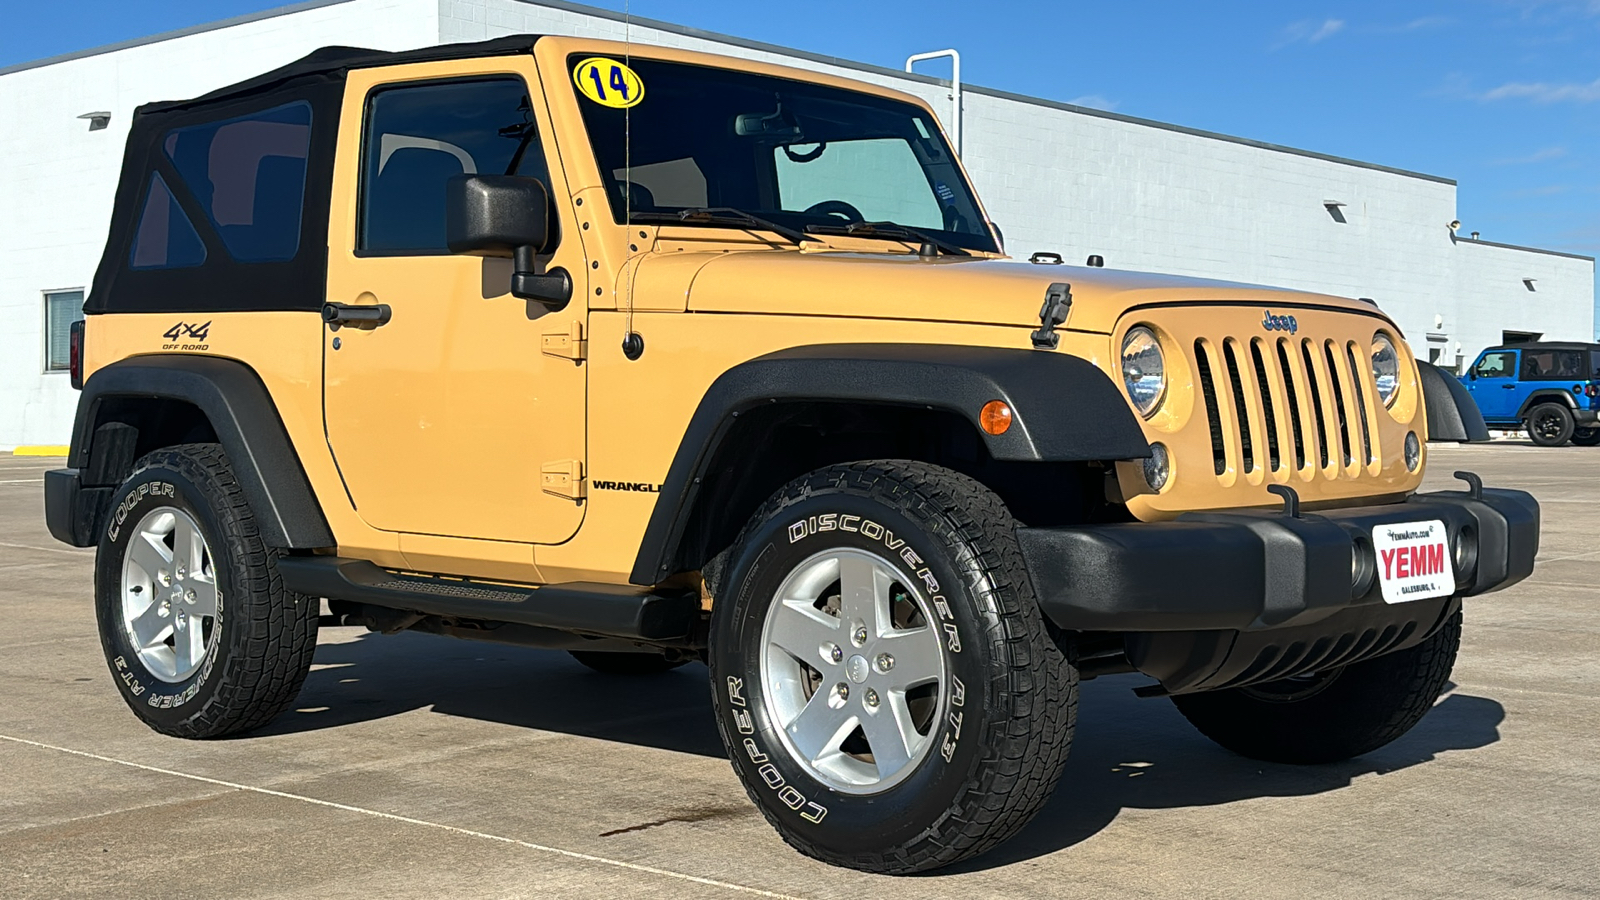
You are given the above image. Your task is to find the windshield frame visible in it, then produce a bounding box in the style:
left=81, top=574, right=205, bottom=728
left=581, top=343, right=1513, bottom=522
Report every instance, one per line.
left=563, top=52, right=1000, bottom=255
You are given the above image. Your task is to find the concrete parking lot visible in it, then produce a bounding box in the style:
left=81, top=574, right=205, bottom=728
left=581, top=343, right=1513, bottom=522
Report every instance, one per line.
left=1, top=445, right=1595, bottom=899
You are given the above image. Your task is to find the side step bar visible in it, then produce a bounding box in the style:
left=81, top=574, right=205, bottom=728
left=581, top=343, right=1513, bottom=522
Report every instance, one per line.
left=278, top=557, right=698, bottom=641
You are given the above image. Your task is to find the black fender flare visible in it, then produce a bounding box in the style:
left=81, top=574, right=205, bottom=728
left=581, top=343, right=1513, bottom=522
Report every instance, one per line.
left=68, top=355, right=334, bottom=549
left=1417, top=359, right=1490, bottom=442
left=1516, top=389, right=1580, bottom=418
left=629, top=343, right=1150, bottom=584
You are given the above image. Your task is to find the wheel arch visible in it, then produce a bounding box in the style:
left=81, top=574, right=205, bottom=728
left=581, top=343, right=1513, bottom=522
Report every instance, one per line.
left=1517, top=389, right=1580, bottom=418
left=68, top=355, right=333, bottom=549
left=629, top=343, right=1150, bottom=585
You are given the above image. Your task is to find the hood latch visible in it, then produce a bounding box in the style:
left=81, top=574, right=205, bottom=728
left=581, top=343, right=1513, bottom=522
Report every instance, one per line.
left=1031, top=282, right=1073, bottom=350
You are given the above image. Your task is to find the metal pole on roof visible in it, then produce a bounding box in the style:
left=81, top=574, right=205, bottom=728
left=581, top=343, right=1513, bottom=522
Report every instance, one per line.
left=905, top=49, right=961, bottom=155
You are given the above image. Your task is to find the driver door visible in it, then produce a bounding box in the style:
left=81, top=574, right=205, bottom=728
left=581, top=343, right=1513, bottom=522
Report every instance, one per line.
left=322, top=61, right=587, bottom=546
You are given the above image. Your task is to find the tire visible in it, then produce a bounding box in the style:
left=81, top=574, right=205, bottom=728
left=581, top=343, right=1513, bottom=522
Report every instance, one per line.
left=1572, top=427, right=1600, bottom=447
left=1526, top=402, right=1575, bottom=446
left=569, top=650, right=688, bottom=675
left=94, top=444, right=318, bottom=739
left=708, top=460, right=1075, bottom=874
left=1171, top=609, right=1461, bottom=764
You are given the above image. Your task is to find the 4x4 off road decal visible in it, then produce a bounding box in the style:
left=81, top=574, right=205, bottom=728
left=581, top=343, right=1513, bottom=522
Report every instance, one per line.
left=162, top=320, right=211, bottom=351
left=573, top=57, right=645, bottom=109
left=726, top=676, right=829, bottom=824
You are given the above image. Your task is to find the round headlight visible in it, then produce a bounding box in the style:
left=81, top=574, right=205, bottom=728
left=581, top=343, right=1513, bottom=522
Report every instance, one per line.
left=1371, top=333, right=1400, bottom=407
left=1121, top=327, right=1166, bottom=417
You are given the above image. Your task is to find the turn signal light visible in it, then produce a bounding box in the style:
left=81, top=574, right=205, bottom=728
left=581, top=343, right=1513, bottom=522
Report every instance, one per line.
left=69, top=319, right=85, bottom=390
left=980, top=400, right=1013, bottom=435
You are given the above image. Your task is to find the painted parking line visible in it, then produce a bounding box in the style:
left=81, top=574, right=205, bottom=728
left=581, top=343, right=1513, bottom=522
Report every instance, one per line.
left=0, top=734, right=813, bottom=900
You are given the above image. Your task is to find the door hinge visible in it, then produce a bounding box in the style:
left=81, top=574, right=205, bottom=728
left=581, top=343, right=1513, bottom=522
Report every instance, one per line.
left=541, top=459, right=585, bottom=501
left=542, top=321, right=587, bottom=361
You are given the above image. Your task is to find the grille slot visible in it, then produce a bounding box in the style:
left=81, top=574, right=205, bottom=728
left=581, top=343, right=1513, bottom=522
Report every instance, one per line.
left=1346, top=342, right=1375, bottom=465
left=1250, top=339, right=1282, bottom=472
left=1300, top=339, right=1331, bottom=469
left=1276, top=339, right=1307, bottom=471
left=1196, top=339, right=1227, bottom=475
left=1324, top=341, right=1354, bottom=467
left=1223, top=341, right=1256, bottom=474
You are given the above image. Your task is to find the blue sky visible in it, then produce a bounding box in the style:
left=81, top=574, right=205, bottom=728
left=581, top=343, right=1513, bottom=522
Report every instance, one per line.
left=5, top=0, right=1597, bottom=317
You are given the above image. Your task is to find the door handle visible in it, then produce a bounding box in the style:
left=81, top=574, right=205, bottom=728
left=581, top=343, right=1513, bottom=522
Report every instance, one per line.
left=322, top=302, right=392, bottom=331
left=1502, top=384, right=1517, bottom=389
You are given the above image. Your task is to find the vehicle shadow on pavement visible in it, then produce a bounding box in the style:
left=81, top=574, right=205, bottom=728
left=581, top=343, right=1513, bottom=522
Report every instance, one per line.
left=942, top=672, right=1506, bottom=872
left=257, top=630, right=1503, bottom=871
left=251, top=628, right=726, bottom=757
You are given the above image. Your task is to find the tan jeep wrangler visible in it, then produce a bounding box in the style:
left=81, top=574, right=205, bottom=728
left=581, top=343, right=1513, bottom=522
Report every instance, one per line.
left=45, top=35, right=1539, bottom=873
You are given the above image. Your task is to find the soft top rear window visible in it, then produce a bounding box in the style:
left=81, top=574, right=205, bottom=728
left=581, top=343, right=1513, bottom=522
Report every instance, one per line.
left=161, top=101, right=312, bottom=264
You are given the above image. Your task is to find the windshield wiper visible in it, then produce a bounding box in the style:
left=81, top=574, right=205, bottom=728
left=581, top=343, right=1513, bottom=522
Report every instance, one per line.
left=805, top=220, right=971, bottom=257
left=631, top=207, right=809, bottom=246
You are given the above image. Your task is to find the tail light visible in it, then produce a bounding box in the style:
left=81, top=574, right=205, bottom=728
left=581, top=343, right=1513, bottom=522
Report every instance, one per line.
left=68, top=319, right=85, bottom=390
left=1587, top=384, right=1599, bottom=398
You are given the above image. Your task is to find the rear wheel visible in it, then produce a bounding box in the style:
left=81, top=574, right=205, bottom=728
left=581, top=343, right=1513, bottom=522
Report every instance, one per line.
left=1171, top=610, right=1461, bottom=764
left=708, top=461, right=1075, bottom=873
left=1527, top=403, right=1575, bottom=446
left=95, top=444, right=318, bottom=739
left=1572, top=427, right=1600, bottom=447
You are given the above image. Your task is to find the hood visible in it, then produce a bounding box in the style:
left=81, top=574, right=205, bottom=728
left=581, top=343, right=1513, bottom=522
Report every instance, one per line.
left=662, top=251, right=1378, bottom=334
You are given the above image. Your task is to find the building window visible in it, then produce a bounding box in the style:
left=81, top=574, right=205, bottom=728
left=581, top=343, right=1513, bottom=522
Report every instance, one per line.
left=44, top=290, right=85, bottom=372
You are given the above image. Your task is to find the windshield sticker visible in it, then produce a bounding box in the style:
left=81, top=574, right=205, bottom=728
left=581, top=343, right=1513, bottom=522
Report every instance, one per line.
left=934, top=182, right=955, bottom=202
left=573, top=57, right=644, bottom=109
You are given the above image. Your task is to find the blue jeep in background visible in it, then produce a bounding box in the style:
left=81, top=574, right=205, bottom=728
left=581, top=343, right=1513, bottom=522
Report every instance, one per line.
left=1461, top=342, right=1600, bottom=446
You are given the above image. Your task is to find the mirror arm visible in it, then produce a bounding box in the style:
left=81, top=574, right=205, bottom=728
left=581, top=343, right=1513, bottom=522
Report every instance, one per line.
left=510, top=244, right=571, bottom=310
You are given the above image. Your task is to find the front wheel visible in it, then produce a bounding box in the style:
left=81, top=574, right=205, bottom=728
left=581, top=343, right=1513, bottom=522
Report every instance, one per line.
left=1527, top=403, right=1575, bottom=446
left=1572, top=427, right=1600, bottom=447
left=709, top=461, right=1075, bottom=874
left=1171, top=609, right=1461, bottom=764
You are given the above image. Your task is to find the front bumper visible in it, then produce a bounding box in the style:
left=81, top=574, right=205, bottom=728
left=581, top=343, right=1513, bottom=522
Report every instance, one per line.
left=1018, top=480, right=1538, bottom=693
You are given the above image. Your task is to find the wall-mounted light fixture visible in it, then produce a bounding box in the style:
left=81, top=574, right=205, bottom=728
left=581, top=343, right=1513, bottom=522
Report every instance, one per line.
left=77, top=111, right=111, bottom=131
left=1523, top=278, right=1537, bottom=292
left=1323, top=201, right=1347, bottom=224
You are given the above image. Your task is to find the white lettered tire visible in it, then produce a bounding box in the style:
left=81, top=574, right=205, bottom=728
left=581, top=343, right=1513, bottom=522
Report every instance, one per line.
left=95, top=444, right=318, bottom=738
left=708, top=461, right=1075, bottom=873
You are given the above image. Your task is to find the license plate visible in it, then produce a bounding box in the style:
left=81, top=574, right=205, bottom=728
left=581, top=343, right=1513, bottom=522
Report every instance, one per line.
left=1372, top=519, right=1455, bottom=604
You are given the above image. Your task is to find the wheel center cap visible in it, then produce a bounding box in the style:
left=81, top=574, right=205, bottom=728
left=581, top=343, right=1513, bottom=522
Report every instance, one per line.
left=845, top=655, right=870, bottom=684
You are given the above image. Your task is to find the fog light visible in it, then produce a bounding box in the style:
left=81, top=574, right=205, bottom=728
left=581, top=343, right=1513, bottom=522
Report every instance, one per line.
left=1143, top=442, right=1171, bottom=492
left=1351, top=535, right=1377, bottom=597
left=1404, top=431, right=1421, bottom=471
left=1452, top=525, right=1478, bottom=580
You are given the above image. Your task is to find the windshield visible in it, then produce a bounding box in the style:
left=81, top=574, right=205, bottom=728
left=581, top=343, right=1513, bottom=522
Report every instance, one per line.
left=570, top=56, right=998, bottom=253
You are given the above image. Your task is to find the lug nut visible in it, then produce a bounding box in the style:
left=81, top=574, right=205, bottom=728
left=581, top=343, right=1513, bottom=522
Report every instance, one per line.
left=185, top=589, right=196, bottom=603
left=176, top=564, right=187, bottom=579
left=158, top=570, right=171, bottom=586
left=836, top=683, right=849, bottom=702
left=875, top=653, right=894, bottom=672
left=826, top=643, right=842, bottom=663
left=852, top=626, right=868, bottom=646
left=864, top=689, right=880, bottom=708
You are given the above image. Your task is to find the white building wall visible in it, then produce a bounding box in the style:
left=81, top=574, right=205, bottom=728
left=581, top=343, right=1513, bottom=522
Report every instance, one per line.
left=0, top=0, right=1592, bottom=448
left=0, top=0, right=438, bottom=448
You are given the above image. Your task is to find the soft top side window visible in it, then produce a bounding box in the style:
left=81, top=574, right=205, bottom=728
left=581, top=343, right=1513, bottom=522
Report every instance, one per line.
left=359, top=77, right=549, bottom=255
left=162, top=101, right=312, bottom=263
left=1473, top=351, right=1516, bottom=378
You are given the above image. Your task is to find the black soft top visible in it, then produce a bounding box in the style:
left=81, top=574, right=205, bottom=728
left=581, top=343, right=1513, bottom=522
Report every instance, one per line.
left=88, top=35, right=542, bottom=315
left=1483, top=342, right=1600, bottom=354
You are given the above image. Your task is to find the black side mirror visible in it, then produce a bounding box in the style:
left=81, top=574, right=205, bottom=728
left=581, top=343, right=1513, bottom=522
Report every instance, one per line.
left=445, top=174, right=571, bottom=310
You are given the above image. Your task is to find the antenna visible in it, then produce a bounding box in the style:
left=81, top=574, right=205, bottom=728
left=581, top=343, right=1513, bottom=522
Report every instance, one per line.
left=619, top=0, right=644, bottom=360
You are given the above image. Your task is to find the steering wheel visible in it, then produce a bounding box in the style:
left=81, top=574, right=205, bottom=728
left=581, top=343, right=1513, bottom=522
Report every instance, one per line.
left=803, top=200, right=865, bottom=224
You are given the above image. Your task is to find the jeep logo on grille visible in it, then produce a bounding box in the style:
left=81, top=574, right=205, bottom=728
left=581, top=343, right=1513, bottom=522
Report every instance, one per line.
left=1262, top=311, right=1298, bottom=334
